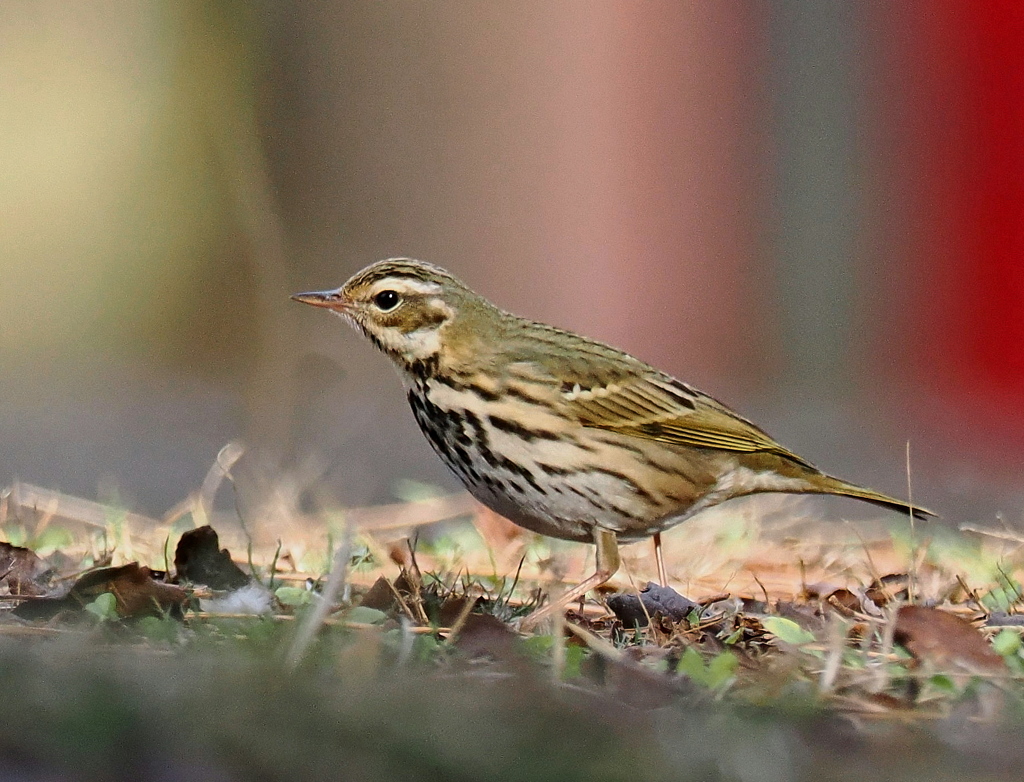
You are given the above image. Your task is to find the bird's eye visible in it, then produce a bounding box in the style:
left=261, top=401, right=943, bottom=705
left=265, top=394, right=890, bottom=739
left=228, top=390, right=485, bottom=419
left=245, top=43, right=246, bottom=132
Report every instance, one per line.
left=373, top=290, right=401, bottom=311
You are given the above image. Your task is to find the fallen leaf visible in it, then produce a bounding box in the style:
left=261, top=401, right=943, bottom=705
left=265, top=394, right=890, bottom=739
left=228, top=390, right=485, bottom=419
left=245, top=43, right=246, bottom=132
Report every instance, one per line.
left=0, top=542, right=51, bottom=596
left=761, top=616, right=817, bottom=646
left=450, top=613, right=519, bottom=661
left=894, top=605, right=1004, bottom=673
left=865, top=574, right=910, bottom=606
left=14, top=563, right=188, bottom=620
left=359, top=575, right=398, bottom=613
left=174, top=526, right=250, bottom=590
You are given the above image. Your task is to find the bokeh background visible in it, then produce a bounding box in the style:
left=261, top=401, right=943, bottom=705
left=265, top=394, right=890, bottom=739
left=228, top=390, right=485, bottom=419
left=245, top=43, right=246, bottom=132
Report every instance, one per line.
left=1, top=1, right=1021, bottom=529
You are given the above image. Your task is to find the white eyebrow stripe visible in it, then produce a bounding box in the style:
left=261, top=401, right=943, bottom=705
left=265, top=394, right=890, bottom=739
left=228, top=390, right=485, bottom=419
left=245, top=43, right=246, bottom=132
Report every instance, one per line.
left=371, top=278, right=443, bottom=296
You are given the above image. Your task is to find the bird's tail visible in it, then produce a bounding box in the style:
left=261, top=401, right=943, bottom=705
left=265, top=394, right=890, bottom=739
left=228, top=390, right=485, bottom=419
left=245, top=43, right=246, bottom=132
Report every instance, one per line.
left=809, top=474, right=935, bottom=520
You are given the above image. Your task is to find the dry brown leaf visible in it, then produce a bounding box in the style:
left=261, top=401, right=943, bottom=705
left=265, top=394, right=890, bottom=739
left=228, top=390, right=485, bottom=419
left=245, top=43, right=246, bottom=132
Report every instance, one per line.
left=894, top=605, right=1005, bottom=674
left=0, top=542, right=51, bottom=596
left=174, top=526, right=250, bottom=590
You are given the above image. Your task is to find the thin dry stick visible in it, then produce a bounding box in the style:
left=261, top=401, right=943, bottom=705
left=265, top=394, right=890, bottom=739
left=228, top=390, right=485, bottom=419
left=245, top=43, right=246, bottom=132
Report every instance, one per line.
left=286, top=523, right=353, bottom=670
left=653, top=531, right=667, bottom=586
left=7, top=482, right=136, bottom=530
left=382, top=577, right=417, bottom=623
left=403, top=538, right=431, bottom=625
left=869, top=602, right=901, bottom=694
left=196, top=442, right=245, bottom=527
left=959, top=523, right=1024, bottom=544
left=819, top=613, right=847, bottom=693
left=444, top=590, right=480, bottom=646
left=551, top=603, right=566, bottom=682
left=843, top=520, right=890, bottom=604
left=620, top=559, right=655, bottom=630
left=905, top=441, right=918, bottom=604
left=751, top=571, right=771, bottom=606
left=563, top=621, right=626, bottom=662
left=955, top=574, right=986, bottom=612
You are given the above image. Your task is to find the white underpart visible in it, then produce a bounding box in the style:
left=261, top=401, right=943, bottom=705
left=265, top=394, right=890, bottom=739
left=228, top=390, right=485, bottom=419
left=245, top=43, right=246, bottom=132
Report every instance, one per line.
left=716, top=465, right=810, bottom=494
left=426, top=379, right=584, bottom=467
left=678, top=465, right=812, bottom=522
left=328, top=306, right=437, bottom=359
left=423, top=378, right=652, bottom=532
left=386, top=326, right=443, bottom=361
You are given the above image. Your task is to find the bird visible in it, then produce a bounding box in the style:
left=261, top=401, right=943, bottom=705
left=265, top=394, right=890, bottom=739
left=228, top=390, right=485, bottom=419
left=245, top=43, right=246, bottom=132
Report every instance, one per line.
left=293, top=258, right=933, bottom=628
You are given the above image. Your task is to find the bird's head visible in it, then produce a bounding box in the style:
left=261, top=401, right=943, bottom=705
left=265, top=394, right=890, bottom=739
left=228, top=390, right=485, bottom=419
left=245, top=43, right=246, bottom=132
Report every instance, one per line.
left=292, top=258, right=483, bottom=370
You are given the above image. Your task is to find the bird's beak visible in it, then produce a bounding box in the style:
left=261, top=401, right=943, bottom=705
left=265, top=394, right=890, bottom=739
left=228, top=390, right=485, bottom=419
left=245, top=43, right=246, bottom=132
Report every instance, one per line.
left=291, top=288, right=347, bottom=310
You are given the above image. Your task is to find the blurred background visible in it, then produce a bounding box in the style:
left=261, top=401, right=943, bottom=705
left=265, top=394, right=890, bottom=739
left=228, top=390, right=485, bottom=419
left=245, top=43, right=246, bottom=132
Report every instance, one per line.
left=0, top=1, right=1021, bottom=530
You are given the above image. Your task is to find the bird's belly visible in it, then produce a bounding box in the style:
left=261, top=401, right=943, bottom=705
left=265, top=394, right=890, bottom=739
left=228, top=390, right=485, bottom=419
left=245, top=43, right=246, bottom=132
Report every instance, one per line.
left=407, top=383, right=723, bottom=544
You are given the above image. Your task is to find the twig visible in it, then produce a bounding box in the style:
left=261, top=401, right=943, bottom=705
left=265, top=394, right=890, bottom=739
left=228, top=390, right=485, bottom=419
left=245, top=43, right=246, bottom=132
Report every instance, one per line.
left=868, top=602, right=901, bottom=694
left=751, top=571, right=770, bottom=606
left=285, top=522, right=353, bottom=670
left=346, top=493, right=477, bottom=531
left=551, top=594, right=566, bottom=683
left=7, top=482, right=156, bottom=531
left=819, top=613, right=847, bottom=693
left=955, top=575, right=986, bottom=613
left=844, top=520, right=889, bottom=601
left=267, top=539, right=283, bottom=591
left=197, top=442, right=244, bottom=526
left=383, top=576, right=418, bottom=623
left=444, top=589, right=480, bottom=645
left=403, top=537, right=430, bottom=625
left=959, top=523, right=1024, bottom=544
left=563, top=621, right=625, bottom=662
left=905, top=441, right=918, bottom=604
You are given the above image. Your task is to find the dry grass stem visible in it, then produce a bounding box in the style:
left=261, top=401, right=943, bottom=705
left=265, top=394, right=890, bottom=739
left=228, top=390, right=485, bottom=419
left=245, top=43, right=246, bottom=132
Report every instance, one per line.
left=285, top=522, right=353, bottom=669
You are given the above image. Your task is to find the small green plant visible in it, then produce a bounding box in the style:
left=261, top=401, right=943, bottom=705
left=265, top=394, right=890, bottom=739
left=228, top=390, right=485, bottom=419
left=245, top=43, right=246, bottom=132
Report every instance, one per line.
left=85, top=592, right=118, bottom=622
left=761, top=617, right=817, bottom=647
left=676, top=647, right=738, bottom=690
left=522, top=634, right=588, bottom=678
left=275, top=585, right=314, bottom=607
left=991, top=628, right=1024, bottom=674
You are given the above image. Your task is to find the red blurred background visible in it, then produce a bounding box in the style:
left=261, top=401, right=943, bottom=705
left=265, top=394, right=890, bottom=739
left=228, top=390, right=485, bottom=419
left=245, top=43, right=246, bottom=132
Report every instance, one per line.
left=0, top=2, right=1020, bottom=526
left=867, top=2, right=1024, bottom=442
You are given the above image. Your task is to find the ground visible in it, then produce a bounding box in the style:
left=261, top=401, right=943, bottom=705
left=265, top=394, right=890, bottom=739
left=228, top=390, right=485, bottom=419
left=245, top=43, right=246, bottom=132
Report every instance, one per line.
left=1, top=476, right=1023, bottom=781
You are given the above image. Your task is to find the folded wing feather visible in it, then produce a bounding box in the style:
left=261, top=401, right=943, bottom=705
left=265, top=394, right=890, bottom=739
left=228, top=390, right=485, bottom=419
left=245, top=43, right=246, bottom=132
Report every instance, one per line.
left=566, top=374, right=814, bottom=469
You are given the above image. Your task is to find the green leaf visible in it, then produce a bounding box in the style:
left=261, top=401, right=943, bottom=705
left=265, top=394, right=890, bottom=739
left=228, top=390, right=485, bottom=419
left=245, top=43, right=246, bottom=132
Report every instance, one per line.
left=704, top=651, right=739, bottom=688
left=413, top=633, right=442, bottom=662
left=981, top=580, right=1024, bottom=613
left=274, top=586, right=314, bottom=607
left=676, top=647, right=706, bottom=681
left=761, top=617, right=816, bottom=646
left=723, top=628, right=744, bottom=645
left=29, top=525, right=74, bottom=555
left=85, top=592, right=119, bottom=621
left=675, top=648, right=737, bottom=689
left=136, top=616, right=180, bottom=643
left=521, top=634, right=555, bottom=660
left=562, top=644, right=587, bottom=679
left=991, top=628, right=1022, bottom=657
left=345, top=606, right=388, bottom=625
left=929, top=673, right=957, bottom=693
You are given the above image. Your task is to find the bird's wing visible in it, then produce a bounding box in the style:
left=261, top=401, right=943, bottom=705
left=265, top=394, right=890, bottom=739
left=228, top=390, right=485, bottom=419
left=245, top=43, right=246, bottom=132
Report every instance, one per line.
left=565, top=374, right=814, bottom=467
